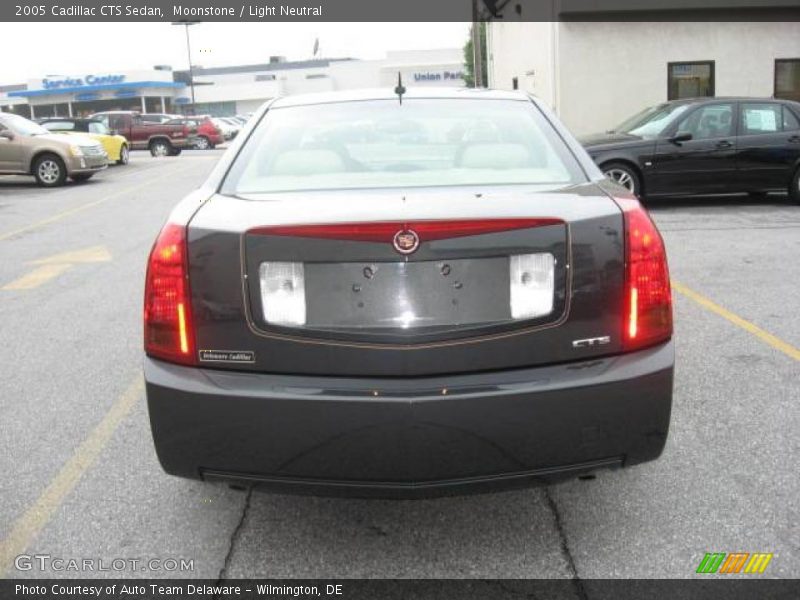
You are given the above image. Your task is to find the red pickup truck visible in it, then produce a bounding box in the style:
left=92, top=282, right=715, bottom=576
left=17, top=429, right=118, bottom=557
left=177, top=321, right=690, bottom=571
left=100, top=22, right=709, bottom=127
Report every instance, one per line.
left=90, top=111, right=195, bottom=157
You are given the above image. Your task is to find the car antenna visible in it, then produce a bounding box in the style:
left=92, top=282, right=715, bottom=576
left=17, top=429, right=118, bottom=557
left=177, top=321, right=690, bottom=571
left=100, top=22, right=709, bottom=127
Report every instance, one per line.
left=394, top=72, right=406, bottom=105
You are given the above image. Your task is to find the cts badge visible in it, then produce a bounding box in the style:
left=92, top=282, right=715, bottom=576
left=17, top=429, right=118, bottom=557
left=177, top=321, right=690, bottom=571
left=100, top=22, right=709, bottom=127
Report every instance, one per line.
left=572, top=336, right=611, bottom=349
left=392, top=229, right=420, bottom=255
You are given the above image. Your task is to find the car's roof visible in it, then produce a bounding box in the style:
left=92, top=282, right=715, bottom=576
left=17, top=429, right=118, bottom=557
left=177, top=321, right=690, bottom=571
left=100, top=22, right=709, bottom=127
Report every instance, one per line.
left=270, top=87, right=533, bottom=109
left=663, top=96, right=795, bottom=105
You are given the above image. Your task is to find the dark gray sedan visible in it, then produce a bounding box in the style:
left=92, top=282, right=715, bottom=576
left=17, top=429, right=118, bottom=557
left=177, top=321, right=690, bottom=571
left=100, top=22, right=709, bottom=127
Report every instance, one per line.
left=144, top=89, right=674, bottom=497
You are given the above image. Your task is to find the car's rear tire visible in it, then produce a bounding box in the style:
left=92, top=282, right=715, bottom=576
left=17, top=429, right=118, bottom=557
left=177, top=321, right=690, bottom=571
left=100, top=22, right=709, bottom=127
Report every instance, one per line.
left=602, top=162, right=642, bottom=198
left=117, top=144, right=129, bottom=165
left=790, top=167, right=800, bottom=204
left=33, top=154, right=67, bottom=187
left=71, top=173, right=94, bottom=183
left=194, top=136, right=210, bottom=150
left=169, top=147, right=182, bottom=156
left=149, top=139, right=172, bottom=157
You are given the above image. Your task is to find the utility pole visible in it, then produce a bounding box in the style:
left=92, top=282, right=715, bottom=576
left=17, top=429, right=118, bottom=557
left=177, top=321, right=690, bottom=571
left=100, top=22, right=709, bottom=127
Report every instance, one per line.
left=472, top=0, right=484, bottom=88
left=172, top=21, right=199, bottom=114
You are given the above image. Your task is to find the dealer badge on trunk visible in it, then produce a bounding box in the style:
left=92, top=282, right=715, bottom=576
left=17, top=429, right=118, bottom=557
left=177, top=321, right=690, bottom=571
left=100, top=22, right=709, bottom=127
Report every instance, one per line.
left=393, top=228, right=420, bottom=255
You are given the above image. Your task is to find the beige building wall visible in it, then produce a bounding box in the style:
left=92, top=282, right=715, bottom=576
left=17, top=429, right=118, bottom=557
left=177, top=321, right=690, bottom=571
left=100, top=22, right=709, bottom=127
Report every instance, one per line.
left=488, top=21, right=800, bottom=136
left=488, top=22, right=556, bottom=106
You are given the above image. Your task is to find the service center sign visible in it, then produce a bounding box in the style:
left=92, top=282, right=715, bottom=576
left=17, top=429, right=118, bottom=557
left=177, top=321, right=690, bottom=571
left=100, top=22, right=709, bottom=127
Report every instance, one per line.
left=41, top=74, right=126, bottom=90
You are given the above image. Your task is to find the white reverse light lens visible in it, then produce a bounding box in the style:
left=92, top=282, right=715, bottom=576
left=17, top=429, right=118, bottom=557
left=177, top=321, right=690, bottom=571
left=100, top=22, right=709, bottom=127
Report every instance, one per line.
left=509, top=253, right=555, bottom=320
left=260, top=262, right=306, bottom=326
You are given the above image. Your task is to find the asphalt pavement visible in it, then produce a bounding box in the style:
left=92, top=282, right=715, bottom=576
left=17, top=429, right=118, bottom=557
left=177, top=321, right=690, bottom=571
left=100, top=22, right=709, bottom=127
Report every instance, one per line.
left=0, top=151, right=797, bottom=584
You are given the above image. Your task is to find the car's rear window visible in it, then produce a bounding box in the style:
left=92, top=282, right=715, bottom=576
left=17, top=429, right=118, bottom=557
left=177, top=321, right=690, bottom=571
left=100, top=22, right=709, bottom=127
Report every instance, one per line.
left=221, top=99, right=586, bottom=195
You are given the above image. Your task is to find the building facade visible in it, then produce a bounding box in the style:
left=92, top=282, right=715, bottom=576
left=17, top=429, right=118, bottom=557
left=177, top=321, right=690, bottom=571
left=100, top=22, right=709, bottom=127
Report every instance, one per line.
left=0, top=49, right=465, bottom=119
left=1, top=69, right=185, bottom=119
left=184, top=48, right=465, bottom=115
left=488, top=21, right=800, bottom=136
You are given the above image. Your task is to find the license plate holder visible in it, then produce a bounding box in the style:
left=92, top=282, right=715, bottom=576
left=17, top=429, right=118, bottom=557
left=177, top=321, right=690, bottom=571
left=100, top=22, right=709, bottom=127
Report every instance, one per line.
left=303, top=258, right=511, bottom=330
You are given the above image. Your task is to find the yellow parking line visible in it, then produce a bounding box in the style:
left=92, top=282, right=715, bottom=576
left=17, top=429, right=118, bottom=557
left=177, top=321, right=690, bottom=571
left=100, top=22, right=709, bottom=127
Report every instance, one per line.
left=0, top=376, right=144, bottom=576
left=0, top=165, right=197, bottom=242
left=1, top=264, right=72, bottom=290
left=3, top=246, right=113, bottom=290
left=672, top=280, right=800, bottom=362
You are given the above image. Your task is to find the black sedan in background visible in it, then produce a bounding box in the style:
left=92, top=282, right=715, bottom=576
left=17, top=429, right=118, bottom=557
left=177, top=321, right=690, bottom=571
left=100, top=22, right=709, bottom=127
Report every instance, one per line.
left=144, top=89, right=673, bottom=497
left=581, top=97, right=800, bottom=202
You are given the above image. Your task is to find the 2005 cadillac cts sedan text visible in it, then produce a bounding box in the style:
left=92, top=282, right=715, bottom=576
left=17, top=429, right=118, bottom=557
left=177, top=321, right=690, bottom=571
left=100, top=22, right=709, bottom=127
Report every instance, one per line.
left=144, top=89, right=674, bottom=498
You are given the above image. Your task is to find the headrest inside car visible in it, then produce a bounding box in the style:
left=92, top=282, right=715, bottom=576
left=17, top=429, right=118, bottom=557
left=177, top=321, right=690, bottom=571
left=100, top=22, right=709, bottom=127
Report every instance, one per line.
left=271, top=150, right=347, bottom=176
left=458, top=143, right=533, bottom=170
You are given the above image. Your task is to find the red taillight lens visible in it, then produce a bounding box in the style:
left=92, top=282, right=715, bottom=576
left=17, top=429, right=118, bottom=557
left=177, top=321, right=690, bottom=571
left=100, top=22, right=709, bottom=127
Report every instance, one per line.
left=618, top=197, right=672, bottom=350
left=144, top=222, right=196, bottom=365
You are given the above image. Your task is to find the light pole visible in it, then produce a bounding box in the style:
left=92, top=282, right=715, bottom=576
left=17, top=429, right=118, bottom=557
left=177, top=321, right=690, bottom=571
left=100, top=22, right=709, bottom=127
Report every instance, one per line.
left=471, top=0, right=483, bottom=88
left=172, top=21, right=200, bottom=114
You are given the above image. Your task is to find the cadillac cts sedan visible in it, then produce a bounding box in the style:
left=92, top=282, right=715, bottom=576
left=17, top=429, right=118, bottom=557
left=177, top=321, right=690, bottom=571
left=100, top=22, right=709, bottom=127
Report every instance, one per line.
left=144, top=89, right=674, bottom=497
left=581, top=97, right=800, bottom=201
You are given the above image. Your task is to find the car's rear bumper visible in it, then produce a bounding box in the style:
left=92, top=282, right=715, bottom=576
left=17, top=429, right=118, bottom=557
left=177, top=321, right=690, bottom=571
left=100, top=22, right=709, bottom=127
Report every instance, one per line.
left=145, top=341, right=673, bottom=498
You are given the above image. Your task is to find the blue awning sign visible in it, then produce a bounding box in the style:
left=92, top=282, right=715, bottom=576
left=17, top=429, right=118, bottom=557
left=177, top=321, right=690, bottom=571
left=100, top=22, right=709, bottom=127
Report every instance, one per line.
left=8, top=81, right=185, bottom=98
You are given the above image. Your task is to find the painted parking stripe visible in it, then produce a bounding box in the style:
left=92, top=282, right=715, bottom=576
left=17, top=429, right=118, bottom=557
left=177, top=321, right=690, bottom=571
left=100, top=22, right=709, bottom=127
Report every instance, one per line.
left=672, top=280, right=800, bottom=362
left=0, top=376, right=144, bottom=576
left=2, top=245, right=112, bottom=291
left=1, top=264, right=72, bottom=290
left=0, top=164, right=197, bottom=242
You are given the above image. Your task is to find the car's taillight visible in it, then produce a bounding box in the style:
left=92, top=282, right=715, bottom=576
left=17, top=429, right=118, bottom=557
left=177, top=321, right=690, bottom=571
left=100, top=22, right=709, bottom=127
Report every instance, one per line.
left=618, top=197, right=672, bottom=351
left=144, top=222, right=196, bottom=365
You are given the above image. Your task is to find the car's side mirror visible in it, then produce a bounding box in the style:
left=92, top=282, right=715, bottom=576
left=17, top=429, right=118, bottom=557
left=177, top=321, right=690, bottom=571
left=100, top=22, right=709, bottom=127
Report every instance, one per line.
left=0, top=130, right=14, bottom=140
left=669, top=132, right=693, bottom=144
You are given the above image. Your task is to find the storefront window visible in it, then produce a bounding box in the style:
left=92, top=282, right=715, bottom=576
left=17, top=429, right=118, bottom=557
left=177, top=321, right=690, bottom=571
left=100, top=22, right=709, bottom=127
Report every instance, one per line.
left=191, top=101, right=237, bottom=117
left=775, top=59, right=800, bottom=102
left=668, top=61, right=714, bottom=100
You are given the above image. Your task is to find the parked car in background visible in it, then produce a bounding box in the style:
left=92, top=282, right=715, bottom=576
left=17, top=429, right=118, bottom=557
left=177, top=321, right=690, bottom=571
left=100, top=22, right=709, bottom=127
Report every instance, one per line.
left=40, top=117, right=130, bottom=165
left=165, top=116, right=224, bottom=150
left=211, top=117, right=238, bottom=141
left=0, top=112, right=107, bottom=186
left=224, top=117, right=245, bottom=128
left=580, top=97, right=800, bottom=203
left=144, top=89, right=674, bottom=497
left=91, top=111, right=194, bottom=157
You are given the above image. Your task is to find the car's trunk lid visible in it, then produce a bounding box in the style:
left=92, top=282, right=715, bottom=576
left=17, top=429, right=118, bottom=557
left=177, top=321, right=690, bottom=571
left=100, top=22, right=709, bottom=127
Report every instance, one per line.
left=187, top=183, right=625, bottom=377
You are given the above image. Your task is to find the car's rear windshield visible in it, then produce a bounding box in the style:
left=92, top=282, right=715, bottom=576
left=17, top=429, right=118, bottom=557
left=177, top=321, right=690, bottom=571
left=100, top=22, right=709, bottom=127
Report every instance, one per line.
left=221, top=99, right=586, bottom=195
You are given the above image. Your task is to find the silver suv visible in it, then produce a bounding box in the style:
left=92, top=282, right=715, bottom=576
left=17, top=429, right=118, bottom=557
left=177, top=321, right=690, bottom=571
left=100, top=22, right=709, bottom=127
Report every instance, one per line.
left=0, top=112, right=107, bottom=187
